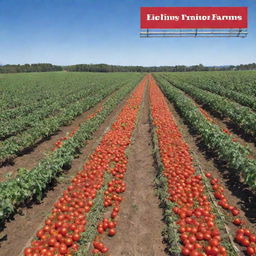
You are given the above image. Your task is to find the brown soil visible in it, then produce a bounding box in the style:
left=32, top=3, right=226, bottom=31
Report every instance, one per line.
left=162, top=94, right=256, bottom=254
left=0, top=93, right=113, bottom=182
left=0, top=88, right=134, bottom=256
left=103, top=86, right=166, bottom=256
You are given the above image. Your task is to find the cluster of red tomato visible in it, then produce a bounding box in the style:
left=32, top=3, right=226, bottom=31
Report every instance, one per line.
left=103, top=179, right=125, bottom=217
left=236, top=229, right=256, bottom=255
left=23, top=78, right=146, bottom=256
left=52, top=106, right=103, bottom=151
left=205, top=172, right=256, bottom=255
left=205, top=173, right=240, bottom=220
left=149, top=77, right=226, bottom=256
left=91, top=77, right=147, bottom=254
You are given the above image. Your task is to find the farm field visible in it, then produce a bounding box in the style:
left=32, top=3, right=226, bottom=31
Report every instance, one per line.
left=0, top=71, right=255, bottom=256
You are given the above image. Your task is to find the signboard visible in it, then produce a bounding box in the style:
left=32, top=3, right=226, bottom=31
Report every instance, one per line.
left=140, top=7, right=248, bottom=29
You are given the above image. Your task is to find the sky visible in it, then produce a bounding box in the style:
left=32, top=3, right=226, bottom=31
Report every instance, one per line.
left=0, top=0, right=255, bottom=66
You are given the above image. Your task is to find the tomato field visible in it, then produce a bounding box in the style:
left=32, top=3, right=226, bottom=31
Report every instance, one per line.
left=0, top=71, right=255, bottom=256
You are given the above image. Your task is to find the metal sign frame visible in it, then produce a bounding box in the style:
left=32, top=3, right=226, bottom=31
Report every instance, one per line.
left=140, top=28, right=248, bottom=38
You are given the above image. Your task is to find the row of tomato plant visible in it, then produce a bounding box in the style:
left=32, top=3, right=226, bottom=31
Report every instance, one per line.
left=164, top=72, right=256, bottom=111
left=0, top=75, right=143, bottom=224
left=22, top=76, right=147, bottom=256
left=154, top=74, right=256, bottom=189
left=170, top=84, right=253, bottom=155
left=0, top=86, right=87, bottom=122
left=168, top=71, right=256, bottom=98
left=148, top=76, right=236, bottom=256
left=161, top=73, right=256, bottom=140
left=0, top=72, right=135, bottom=112
left=0, top=86, right=112, bottom=164
left=0, top=83, right=107, bottom=140
left=0, top=72, right=94, bottom=112
left=0, top=72, right=142, bottom=127
left=0, top=75, right=143, bottom=165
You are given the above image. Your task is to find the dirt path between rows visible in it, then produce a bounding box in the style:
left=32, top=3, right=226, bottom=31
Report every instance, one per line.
left=0, top=87, right=135, bottom=256
left=103, top=85, right=166, bottom=256
left=0, top=91, right=114, bottom=181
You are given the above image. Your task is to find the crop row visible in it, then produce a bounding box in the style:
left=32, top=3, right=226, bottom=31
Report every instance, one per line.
left=0, top=84, right=90, bottom=122
left=161, top=74, right=256, bottom=140
left=0, top=75, right=143, bottom=165
left=0, top=72, right=84, bottom=110
left=149, top=76, right=232, bottom=256
left=0, top=72, right=142, bottom=121
left=0, top=84, right=110, bottom=140
left=22, top=76, right=146, bottom=256
left=0, top=75, right=143, bottom=224
left=154, top=75, right=256, bottom=189
left=0, top=87, right=112, bottom=163
left=164, top=72, right=256, bottom=112
left=166, top=71, right=256, bottom=98
left=0, top=72, right=139, bottom=112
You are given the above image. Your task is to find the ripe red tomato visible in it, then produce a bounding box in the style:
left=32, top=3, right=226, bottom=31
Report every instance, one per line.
left=101, top=247, right=109, bottom=253
left=241, top=238, right=250, bottom=247
left=48, top=237, right=57, bottom=246
left=108, top=228, right=116, bottom=236
left=24, top=248, right=33, bottom=256
left=108, top=221, right=116, bottom=229
left=59, top=244, right=68, bottom=254
left=249, top=234, right=256, bottom=242
left=247, top=247, right=255, bottom=255
left=209, top=238, right=219, bottom=247
left=97, top=226, right=104, bottom=234
left=195, top=232, right=204, bottom=241
left=233, top=218, right=242, bottom=225
left=65, top=237, right=73, bottom=246
left=232, top=209, right=240, bottom=216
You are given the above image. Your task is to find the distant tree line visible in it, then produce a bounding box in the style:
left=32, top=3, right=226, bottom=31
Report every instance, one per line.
left=64, top=63, right=210, bottom=72
left=0, top=62, right=256, bottom=73
left=64, top=63, right=256, bottom=72
left=235, top=63, right=256, bottom=70
left=0, top=63, right=62, bottom=73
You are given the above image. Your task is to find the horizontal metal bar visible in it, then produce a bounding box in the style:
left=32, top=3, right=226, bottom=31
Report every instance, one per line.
left=140, top=35, right=247, bottom=38
left=140, top=31, right=248, bottom=35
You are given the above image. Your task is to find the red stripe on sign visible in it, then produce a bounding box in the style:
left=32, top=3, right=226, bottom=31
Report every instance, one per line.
left=140, top=7, right=248, bottom=29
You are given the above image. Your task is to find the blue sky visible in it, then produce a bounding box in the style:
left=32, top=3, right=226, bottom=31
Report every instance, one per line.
left=0, top=0, right=255, bottom=66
